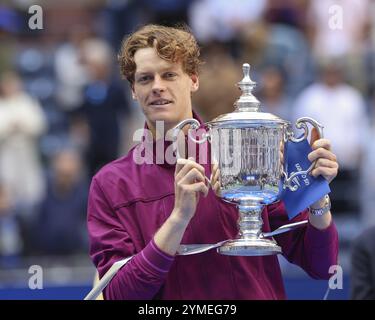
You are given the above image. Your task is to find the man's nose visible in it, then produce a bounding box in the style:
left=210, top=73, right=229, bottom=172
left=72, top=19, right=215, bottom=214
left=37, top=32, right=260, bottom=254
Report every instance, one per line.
left=152, top=75, right=166, bottom=94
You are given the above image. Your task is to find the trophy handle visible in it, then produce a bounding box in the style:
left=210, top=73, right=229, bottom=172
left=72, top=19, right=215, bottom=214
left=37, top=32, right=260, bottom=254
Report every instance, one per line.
left=172, top=119, right=209, bottom=147
left=172, top=119, right=211, bottom=186
left=282, top=117, right=324, bottom=191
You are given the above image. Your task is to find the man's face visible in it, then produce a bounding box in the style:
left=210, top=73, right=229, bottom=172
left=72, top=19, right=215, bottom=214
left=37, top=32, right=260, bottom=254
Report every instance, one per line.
left=132, top=47, right=199, bottom=134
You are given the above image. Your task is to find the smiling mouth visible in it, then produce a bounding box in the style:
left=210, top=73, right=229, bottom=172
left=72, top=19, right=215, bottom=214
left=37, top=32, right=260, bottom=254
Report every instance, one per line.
left=149, top=99, right=173, bottom=106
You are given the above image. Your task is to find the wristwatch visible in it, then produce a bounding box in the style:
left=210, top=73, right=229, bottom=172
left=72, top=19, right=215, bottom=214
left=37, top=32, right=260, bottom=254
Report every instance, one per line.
left=309, top=195, right=331, bottom=216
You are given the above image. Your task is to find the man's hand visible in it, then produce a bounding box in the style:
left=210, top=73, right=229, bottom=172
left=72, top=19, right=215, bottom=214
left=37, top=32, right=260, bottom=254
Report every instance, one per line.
left=308, top=128, right=339, bottom=183
left=154, top=157, right=209, bottom=256
left=172, top=157, right=209, bottom=223
left=308, top=128, right=338, bottom=229
left=210, top=163, right=221, bottom=197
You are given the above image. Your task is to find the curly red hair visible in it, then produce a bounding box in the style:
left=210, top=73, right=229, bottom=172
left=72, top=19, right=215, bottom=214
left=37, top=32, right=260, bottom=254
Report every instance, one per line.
left=118, top=24, right=202, bottom=85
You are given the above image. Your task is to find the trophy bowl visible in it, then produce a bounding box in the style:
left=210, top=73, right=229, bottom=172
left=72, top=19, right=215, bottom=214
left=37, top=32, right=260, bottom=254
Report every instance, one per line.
left=173, top=64, right=323, bottom=256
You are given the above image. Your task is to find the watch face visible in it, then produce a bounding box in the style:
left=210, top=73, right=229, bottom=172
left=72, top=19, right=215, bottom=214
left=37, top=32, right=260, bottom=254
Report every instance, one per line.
left=310, top=195, right=331, bottom=215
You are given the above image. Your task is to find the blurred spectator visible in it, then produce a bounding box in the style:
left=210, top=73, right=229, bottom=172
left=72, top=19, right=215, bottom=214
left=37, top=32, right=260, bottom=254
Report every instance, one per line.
left=141, top=0, right=191, bottom=26
left=192, top=43, right=242, bottom=121
left=293, top=59, right=370, bottom=215
left=103, top=0, right=147, bottom=51
left=34, top=148, right=88, bottom=256
left=307, top=0, right=370, bottom=59
left=240, top=22, right=315, bottom=97
left=0, top=5, right=21, bottom=35
left=0, top=71, right=47, bottom=217
left=0, top=182, right=23, bottom=267
left=360, top=2, right=375, bottom=99
left=307, top=0, right=372, bottom=93
left=360, top=112, right=375, bottom=227
left=189, top=0, right=267, bottom=44
left=350, top=226, right=375, bottom=299
left=258, top=64, right=293, bottom=121
left=70, top=38, right=131, bottom=177
left=0, top=6, right=19, bottom=74
left=264, top=0, right=310, bottom=30
left=54, top=25, right=91, bottom=112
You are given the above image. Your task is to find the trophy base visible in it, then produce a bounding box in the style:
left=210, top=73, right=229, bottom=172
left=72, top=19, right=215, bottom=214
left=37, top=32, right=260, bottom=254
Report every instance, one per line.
left=218, top=238, right=282, bottom=256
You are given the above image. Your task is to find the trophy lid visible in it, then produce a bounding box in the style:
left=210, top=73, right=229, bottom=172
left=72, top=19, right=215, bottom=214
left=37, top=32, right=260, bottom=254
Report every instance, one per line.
left=207, top=63, right=289, bottom=127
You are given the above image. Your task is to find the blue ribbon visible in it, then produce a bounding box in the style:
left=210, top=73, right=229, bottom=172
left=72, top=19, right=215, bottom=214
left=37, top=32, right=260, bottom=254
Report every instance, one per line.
left=280, top=138, right=331, bottom=219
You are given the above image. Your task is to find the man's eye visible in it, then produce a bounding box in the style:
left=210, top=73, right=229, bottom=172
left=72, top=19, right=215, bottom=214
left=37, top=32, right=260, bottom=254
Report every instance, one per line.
left=165, top=72, right=176, bottom=79
left=137, top=76, right=151, bottom=83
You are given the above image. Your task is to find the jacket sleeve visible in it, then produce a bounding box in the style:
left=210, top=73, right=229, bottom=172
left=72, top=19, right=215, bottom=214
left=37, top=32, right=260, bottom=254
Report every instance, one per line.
left=87, top=177, right=174, bottom=300
left=268, top=201, right=339, bottom=280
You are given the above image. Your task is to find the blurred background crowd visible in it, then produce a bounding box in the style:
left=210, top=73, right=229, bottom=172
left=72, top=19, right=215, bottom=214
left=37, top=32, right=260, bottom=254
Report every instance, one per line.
left=0, top=0, right=375, bottom=299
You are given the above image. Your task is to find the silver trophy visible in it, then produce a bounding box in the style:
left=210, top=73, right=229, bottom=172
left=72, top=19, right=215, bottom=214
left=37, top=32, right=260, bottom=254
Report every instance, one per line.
left=173, top=63, right=323, bottom=256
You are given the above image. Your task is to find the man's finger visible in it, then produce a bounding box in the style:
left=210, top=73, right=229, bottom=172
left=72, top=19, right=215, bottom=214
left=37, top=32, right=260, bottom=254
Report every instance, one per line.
left=175, top=157, right=193, bottom=176
left=176, top=157, right=205, bottom=180
left=210, top=163, right=218, bottom=179
left=213, top=167, right=220, bottom=184
left=213, top=181, right=221, bottom=197
left=180, top=167, right=206, bottom=185
left=311, top=167, right=338, bottom=181
left=315, top=158, right=339, bottom=169
left=186, top=182, right=209, bottom=197
left=175, top=158, right=186, bottom=175
left=309, top=127, right=320, bottom=147
left=312, top=138, right=331, bottom=151
left=308, top=148, right=337, bottom=162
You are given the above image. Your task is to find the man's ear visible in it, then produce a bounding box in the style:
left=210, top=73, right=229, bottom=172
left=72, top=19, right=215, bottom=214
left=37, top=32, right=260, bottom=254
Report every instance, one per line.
left=190, top=74, right=199, bottom=92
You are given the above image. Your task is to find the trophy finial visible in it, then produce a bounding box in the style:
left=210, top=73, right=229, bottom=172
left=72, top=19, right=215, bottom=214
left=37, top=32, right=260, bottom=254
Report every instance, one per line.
left=235, top=63, right=260, bottom=112
left=243, top=63, right=251, bottom=80
left=239, top=63, right=254, bottom=87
